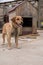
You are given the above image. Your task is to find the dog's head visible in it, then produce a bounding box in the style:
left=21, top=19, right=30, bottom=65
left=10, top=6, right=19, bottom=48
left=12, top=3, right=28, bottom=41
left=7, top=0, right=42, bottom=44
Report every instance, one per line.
left=11, top=16, right=23, bottom=26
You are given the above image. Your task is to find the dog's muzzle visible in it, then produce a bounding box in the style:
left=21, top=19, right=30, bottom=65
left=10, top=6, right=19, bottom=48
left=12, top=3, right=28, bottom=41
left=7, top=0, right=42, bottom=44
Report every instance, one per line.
left=20, top=22, right=23, bottom=25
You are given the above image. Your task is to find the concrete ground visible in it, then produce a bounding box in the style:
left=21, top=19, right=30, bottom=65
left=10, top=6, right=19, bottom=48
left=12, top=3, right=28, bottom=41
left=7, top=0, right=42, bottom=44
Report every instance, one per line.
left=0, top=30, right=43, bottom=65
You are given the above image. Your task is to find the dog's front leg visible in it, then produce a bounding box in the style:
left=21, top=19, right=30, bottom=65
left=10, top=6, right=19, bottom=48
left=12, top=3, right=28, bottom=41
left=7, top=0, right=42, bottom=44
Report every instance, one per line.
left=15, top=28, right=19, bottom=48
left=15, top=35, right=18, bottom=48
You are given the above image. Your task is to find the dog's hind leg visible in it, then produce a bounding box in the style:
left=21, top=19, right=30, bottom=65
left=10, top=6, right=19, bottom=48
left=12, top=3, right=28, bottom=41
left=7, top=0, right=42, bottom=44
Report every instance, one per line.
left=7, top=33, right=11, bottom=49
left=2, top=33, right=5, bottom=45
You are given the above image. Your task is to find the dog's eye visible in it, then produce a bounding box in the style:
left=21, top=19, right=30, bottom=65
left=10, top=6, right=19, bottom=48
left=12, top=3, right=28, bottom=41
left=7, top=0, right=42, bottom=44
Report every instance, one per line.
left=17, top=18, right=19, bottom=20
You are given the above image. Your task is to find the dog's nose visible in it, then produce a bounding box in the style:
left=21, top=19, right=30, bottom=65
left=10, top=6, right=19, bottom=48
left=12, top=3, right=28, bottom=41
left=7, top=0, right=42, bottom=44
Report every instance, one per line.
left=21, top=22, right=23, bottom=25
left=21, top=21, right=23, bottom=24
left=20, top=22, right=22, bottom=25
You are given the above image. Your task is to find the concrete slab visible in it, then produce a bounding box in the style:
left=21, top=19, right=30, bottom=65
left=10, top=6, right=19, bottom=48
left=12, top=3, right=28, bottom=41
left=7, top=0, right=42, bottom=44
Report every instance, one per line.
left=0, top=30, right=43, bottom=65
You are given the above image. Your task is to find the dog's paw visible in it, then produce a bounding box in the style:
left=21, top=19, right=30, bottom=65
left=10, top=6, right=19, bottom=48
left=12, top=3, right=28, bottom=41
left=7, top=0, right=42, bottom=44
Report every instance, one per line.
left=16, top=46, right=22, bottom=49
left=7, top=47, right=12, bottom=50
left=1, top=44, right=5, bottom=46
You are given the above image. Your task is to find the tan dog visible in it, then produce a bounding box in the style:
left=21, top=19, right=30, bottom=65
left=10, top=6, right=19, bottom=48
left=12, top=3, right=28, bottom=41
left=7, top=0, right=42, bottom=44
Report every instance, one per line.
left=2, top=16, right=23, bottom=49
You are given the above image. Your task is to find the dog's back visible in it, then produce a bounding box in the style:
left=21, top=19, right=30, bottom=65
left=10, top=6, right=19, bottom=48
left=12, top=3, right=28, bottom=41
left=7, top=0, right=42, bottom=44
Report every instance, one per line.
left=2, top=22, right=12, bottom=35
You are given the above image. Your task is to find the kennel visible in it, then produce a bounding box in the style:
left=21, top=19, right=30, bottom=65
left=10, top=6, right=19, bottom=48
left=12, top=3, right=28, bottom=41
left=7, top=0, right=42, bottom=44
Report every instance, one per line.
left=9, top=1, right=38, bottom=34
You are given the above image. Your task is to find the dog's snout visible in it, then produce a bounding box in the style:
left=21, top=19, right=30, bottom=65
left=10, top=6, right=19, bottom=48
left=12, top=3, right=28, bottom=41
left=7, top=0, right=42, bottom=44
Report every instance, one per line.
left=20, top=22, right=23, bottom=25
left=21, top=22, right=23, bottom=24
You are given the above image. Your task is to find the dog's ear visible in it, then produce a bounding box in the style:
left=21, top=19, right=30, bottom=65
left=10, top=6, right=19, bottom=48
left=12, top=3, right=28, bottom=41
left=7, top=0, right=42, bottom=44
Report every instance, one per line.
left=11, top=17, right=16, bottom=22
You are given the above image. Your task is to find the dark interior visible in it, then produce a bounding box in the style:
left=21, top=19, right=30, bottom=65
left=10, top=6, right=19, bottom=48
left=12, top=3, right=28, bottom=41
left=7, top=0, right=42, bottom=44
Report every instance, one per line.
left=0, top=21, right=4, bottom=29
left=22, top=17, right=32, bottom=27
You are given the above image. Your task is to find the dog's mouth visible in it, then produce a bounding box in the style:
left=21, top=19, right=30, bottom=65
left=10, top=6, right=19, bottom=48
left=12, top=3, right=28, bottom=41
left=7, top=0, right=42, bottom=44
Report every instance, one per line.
left=15, top=20, right=23, bottom=26
left=13, top=21, right=22, bottom=27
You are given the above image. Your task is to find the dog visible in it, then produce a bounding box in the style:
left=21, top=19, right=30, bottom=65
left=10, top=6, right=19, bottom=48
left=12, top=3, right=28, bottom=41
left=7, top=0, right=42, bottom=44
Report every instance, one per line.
left=2, top=16, right=23, bottom=49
